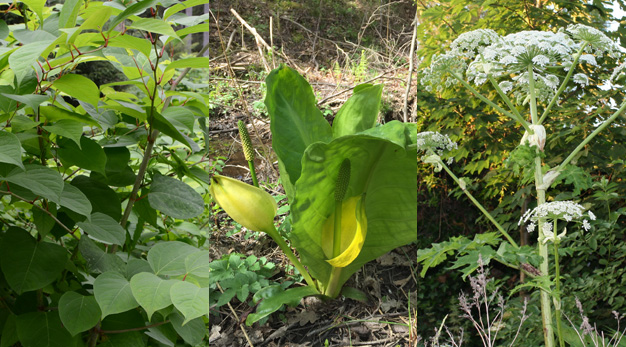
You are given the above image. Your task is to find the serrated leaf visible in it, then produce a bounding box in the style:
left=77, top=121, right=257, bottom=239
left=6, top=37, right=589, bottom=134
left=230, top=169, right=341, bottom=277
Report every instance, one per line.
left=170, top=281, right=210, bottom=325
left=147, top=241, right=199, bottom=276
left=94, top=271, right=139, bottom=319
left=130, top=272, right=176, bottom=320
left=0, top=227, right=67, bottom=294
left=77, top=212, right=126, bottom=246
left=58, top=292, right=101, bottom=336
left=148, top=173, right=204, bottom=219
left=0, top=131, right=24, bottom=169
left=53, top=74, right=100, bottom=107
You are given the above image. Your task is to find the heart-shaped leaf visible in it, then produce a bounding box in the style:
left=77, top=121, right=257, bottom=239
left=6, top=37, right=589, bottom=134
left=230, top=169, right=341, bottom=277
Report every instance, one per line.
left=94, top=271, right=139, bottom=319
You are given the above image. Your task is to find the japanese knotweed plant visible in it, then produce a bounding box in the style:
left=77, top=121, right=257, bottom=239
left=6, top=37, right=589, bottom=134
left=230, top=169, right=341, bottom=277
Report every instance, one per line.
left=210, top=65, right=417, bottom=325
left=420, top=25, right=626, bottom=347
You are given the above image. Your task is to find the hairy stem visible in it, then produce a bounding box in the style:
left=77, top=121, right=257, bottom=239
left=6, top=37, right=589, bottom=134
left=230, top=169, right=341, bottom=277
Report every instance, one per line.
left=553, top=225, right=565, bottom=347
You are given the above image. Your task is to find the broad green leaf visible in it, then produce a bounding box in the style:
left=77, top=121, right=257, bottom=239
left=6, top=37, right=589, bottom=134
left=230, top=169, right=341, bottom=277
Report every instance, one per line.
left=60, top=181, right=92, bottom=218
left=169, top=312, right=205, bottom=346
left=0, top=131, right=24, bottom=170
left=163, top=0, right=207, bottom=20
left=133, top=195, right=157, bottom=227
left=106, top=34, right=152, bottom=57
left=184, top=251, right=211, bottom=278
left=164, top=57, right=209, bottom=72
left=129, top=272, right=176, bottom=320
left=21, top=0, right=46, bottom=23
left=126, top=258, right=152, bottom=278
left=265, top=65, right=332, bottom=191
left=53, top=74, right=100, bottom=107
left=94, top=271, right=139, bottom=319
left=99, top=331, right=145, bottom=347
left=332, top=84, right=382, bottom=138
left=107, top=0, right=159, bottom=32
left=162, top=106, right=195, bottom=132
left=16, top=311, right=77, bottom=347
left=129, top=18, right=178, bottom=38
left=77, top=212, right=126, bottom=246
left=8, top=41, right=54, bottom=86
left=147, top=241, right=199, bottom=276
left=0, top=227, right=67, bottom=294
left=0, top=20, right=8, bottom=40
left=0, top=93, right=48, bottom=115
left=1, top=314, right=18, bottom=347
left=290, top=122, right=417, bottom=291
left=58, top=292, right=101, bottom=336
left=3, top=164, right=64, bottom=203
left=71, top=175, right=122, bottom=221
left=59, top=0, right=83, bottom=28
left=57, top=136, right=107, bottom=175
left=169, top=281, right=210, bottom=325
left=12, top=29, right=57, bottom=44
left=40, top=105, right=99, bottom=127
left=103, top=147, right=136, bottom=187
left=167, top=23, right=209, bottom=44
left=43, top=120, right=84, bottom=148
left=148, top=173, right=204, bottom=219
left=33, top=204, right=56, bottom=237
left=246, top=285, right=318, bottom=325
left=151, top=109, right=195, bottom=150
left=78, top=236, right=126, bottom=274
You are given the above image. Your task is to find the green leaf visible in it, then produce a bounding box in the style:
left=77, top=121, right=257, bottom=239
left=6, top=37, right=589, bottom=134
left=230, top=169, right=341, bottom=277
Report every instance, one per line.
left=53, top=74, right=100, bottom=107
left=129, top=18, right=178, bottom=38
left=0, top=20, right=8, bottom=40
left=57, top=136, right=107, bottom=174
left=60, top=181, right=92, bottom=218
left=78, top=236, right=126, bottom=275
left=0, top=130, right=24, bottom=170
left=107, top=0, right=159, bottom=32
left=103, top=147, right=136, bottom=187
left=148, top=173, right=204, bottom=219
left=169, top=281, right=210, bottom=325
left=8, top=41, right=54, bottom=86
left=99, top=332, right=145, bottom=347
left=265, top=65, right=333, bottom=188
left=130, top=272, right=176, bottom=320
left=290, top=121, right=417, bottom=291
left=16, top=311, right=77, bottom=347
left=77, top=212, right=126, bottom=246
left=58, top=292, right=101, bottom=336
left=2, top=164, right=64, bottom=203
left=246, top=285, right=318, bottom=325
left=71, top=175, right=122, bottom=221
left=59, top=0, right=83, bottom=28
left=0, top=93, right=49, bottom=115
left=43, top=120, right=84, bottom=148
left=169, top=311, right=205, bottom=346
left=33, top=204, right=56, bottom=237
left=151, top=109, right=196, bottom=150
left=126, top=258, right=152, bottom=279
left=162, top=106, right=195, bottom=132
left=94, top=271, right=139, bottom=319
left=147, top=241, right=200, bottom=276
left=40, top=105, right=99, bottom=127
left=164, top=57, right=209, bottom=72
left=106, top=34, right=152, bottom=57
left=1, top=314, right=18, bottom=347
left=21, top=0, right=46, bottom=23
left=0, top=227, right=68, bottom=294
left=332, top=84, right=382, bottom=138
left=133, top=195, right=157, bottom=227
left=184, top=251, right=211, bottom=278
left=163, top=0, right=207, bottom=20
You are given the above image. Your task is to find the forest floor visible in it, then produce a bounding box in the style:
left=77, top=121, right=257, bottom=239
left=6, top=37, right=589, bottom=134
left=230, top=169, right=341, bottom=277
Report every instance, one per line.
left=208, top=1, right=419, bottom=346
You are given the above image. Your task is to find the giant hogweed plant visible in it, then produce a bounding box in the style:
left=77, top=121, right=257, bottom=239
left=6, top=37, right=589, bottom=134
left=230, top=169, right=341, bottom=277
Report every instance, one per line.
left=210, top=65, right=417, bottom=324
left=419, top=25, right=626, bottom=346
left=0, top=1, right=212, bottom=346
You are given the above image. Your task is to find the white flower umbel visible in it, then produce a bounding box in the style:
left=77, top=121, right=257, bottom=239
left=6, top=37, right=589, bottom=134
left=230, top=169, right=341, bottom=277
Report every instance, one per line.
left=416, top=131, right=458, bottom=159
left=519, top=201, right=594, bottom=241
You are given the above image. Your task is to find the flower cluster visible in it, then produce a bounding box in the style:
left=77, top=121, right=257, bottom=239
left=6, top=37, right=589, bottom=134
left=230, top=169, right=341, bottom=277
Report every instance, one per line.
left=416, top=131, right=458, bottom=162
left=421, top=24, right=621, bottom=104
left=519, top=201, right=595, bottom=243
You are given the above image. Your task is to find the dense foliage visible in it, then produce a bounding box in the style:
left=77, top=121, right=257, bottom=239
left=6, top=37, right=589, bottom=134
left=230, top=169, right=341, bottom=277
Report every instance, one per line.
left=0, top=1, right=211, bottom=345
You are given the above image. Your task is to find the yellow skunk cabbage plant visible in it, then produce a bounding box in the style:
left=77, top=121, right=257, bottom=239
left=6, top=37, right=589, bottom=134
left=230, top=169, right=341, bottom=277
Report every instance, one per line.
left=210, top=65, right=417, bottom=325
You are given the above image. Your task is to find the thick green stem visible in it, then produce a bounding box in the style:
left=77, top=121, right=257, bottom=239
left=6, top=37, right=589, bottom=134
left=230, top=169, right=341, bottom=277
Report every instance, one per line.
left=265, top=225, right=316, bottom=289
left=248, top=160, right=258, bottom=187
left=324, top=266, right=343, bottom=298
left=553, top=222, right=565, bottom=347
left=530, top=66, right=555, bottom=347
left=488, top=75, right=524, bottom=121
left=439, top=159, right=519, bottom=249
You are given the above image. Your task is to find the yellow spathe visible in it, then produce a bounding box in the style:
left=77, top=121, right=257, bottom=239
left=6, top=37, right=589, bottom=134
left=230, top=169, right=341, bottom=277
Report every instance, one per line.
left=322, top=195, right=367, bottom=268
left=209, top=175, right=277, bottom=232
